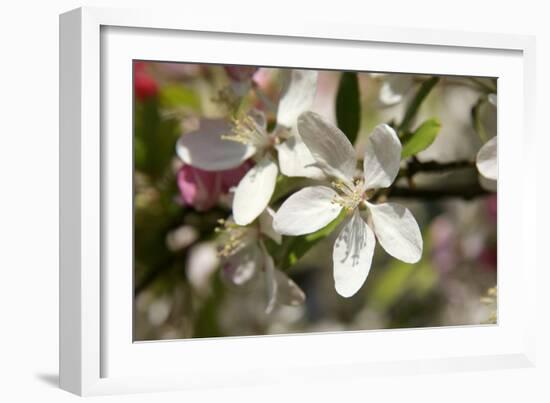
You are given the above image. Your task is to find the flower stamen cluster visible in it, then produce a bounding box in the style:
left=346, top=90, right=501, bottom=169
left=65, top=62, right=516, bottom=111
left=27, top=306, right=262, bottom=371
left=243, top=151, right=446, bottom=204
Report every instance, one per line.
left=215, top=218, right=256, bottom=258
left=222, top=115, right=269, bottom=148
left=331, top=179, right=365, bottom=213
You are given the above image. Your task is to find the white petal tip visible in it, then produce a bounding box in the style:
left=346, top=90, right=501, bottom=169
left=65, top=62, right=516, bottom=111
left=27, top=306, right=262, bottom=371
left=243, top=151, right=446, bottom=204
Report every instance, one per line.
left=233, top=214, right=253, bottom=226
left=335, top=286, right=360, bottom=298
left=400, top=253, right=422, bottom=264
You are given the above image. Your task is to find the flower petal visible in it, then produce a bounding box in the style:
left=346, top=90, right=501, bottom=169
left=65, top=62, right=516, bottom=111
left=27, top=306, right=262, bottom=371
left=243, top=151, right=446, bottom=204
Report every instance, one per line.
left=276, top=69, right=318, bottom=128
left=363, top=124, right=402, bottom=190
left=333, top=211, right=375, bottom=298
left=297, top=111, right=357, bottom=183
left=248, top=108, right=268, bottom=131
left=479, top=175, right=497, bottom=192
left=476, top=136, right=497, bottom=181
left=222, top=243, right=262, bottom=285
left=259, top=208, right=282, bottom=245
left=176, top=119, right=256, bottom=171
left=273, top=186, right=342, bottom=236
left=261, top=243, right=278, bottom=314
left=260, top=242, right=305, bottom=313
left=276, top=133, right=325, bottom=179
left=368, top=202, right=423, bottom=263
left=232, top=157, right=278, bottom=225
left=177, top=165, right=221, bottom=211
left=274, top=269, right=306, bottom=307
left=379, top=75, right=413, bottom=106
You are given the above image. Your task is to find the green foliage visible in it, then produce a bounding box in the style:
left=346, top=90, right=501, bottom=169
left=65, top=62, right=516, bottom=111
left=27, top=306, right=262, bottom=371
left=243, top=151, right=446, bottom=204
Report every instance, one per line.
left=368, top=256, right=438, bottom=311
left=401, top=118, right=441, bottom=158
left=193, top=274, right=225, bottom=338
left=471, top=96, right=489, bottom=142
left=159, top=84, right=201, bottom=110
left=398, top=77, right=439, bottom=135
left=277, top=211, right=346, bottom=270
left=336, top=72, right=361, bottom=144
left=270, top=175, right=309, bottom=204
left=134, top=98, right=181, bottom=179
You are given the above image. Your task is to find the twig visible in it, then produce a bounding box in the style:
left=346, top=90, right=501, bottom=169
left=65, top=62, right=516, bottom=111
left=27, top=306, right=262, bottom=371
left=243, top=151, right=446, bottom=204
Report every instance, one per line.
left=399, top=159, right=475, bottom=178
left=387, top=183, right=490, bottom=200
left=398, top=77, right=440, bottom=134
left=385, top=158, right=490, bottom=201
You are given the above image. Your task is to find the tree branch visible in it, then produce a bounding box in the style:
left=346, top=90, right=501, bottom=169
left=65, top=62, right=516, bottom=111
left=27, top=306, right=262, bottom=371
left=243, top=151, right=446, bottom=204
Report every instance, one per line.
left=386, top=158, right=491, bottom=200
left=387, top=183, right=490, bottom=200
left=399, top=158, right=475, bottom=178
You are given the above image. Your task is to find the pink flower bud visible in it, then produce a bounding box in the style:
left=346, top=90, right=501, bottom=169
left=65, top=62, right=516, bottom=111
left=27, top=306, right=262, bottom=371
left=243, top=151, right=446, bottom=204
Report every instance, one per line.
left=177, top=166, right=221, bottom=211
left=220, top=161, right=253, bottom=192
left=177, top=162, right=252, bottom=211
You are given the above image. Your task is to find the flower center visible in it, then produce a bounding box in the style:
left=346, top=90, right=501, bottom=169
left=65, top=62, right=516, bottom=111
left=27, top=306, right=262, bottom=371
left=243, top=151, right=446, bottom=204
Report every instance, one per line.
left=215, top=218, right=257, bottom=257
left=331, top=179, right=366, bottom=213
left=221, top=114, right=271, bottom=149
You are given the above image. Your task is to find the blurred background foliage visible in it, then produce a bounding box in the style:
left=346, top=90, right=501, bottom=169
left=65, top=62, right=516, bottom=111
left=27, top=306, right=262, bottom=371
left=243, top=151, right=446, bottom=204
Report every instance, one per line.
left=133, top=61, right=497, bottom=340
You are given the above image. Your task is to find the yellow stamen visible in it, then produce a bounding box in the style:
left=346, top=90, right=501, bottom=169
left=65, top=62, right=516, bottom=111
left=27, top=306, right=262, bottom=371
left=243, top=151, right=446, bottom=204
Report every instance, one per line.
left=330, top=179, right=365, bottom=212
left=215, top=219, right=254, bottom=258
left=221, top=115, right=268, bottom=147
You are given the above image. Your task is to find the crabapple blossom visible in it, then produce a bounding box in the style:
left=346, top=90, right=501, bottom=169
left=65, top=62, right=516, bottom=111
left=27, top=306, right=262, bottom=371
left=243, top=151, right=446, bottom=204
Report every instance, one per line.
left=273, top=111, right=423, bottom=297
left=176, top=69, right=323, bottom=225
left=217, top=209, right=305, bottom=313
left=372, top=73, right=414, bottom=106
left=476, top=136, right=497, bottom=182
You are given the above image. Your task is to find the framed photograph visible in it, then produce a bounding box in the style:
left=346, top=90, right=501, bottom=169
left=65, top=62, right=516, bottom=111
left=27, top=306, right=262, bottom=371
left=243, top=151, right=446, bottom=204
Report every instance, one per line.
left=59, top=7, right=537, bottom=396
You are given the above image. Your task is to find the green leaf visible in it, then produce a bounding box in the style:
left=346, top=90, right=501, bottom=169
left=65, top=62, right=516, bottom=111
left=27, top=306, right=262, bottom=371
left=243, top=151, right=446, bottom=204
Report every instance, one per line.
left=159, top=84, right=200, bottom=110
left=336, top=72, right=361, bottom=144
left=398, top=77, right=439, bottom=135
left=269, top=175, right=309, bottom=204
left=134, top=97, right=181, bottom=179
left=471, top=97, right=488, bottom=142
left=278, top=211, right=346, bottom=270
left=368, top=260, right=437, bottom=310
left=401, top=118, right=441, bottom=158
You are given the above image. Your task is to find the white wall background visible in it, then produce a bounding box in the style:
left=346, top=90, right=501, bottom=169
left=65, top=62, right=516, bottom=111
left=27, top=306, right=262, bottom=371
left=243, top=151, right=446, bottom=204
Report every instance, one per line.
left=0, top=0, right=548, bottom=401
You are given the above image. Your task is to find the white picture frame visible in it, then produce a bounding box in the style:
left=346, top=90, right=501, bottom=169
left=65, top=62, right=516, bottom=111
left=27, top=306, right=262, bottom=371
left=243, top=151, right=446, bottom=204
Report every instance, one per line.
left=59, top=6, right=537, bottom=396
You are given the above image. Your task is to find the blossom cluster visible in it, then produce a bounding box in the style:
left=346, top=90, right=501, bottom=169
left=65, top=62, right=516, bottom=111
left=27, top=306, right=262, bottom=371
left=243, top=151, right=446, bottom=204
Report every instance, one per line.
left=174, top=67, right=497, bottom=313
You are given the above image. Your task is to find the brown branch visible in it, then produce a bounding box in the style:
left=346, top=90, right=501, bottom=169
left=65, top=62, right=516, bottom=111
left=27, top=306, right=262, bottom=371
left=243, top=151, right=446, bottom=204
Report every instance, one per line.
left=387, top=183, right=490, bottom=200
left=385, top=158, right=491, bottom=200
left=400, top=159, right=475, bottom=178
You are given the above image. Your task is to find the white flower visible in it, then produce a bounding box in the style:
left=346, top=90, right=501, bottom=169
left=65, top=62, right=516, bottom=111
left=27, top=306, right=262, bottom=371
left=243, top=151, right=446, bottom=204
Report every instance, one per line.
left=176, top=69, right=322, bottom=226
left=476, top=136, right=497, bottom=181
left=488, top=93, right=497, bottom=107
left=476, top=93, right=497, bottom=190
left=186, top=242, right=219, bottom=296
left=476, top=136, right=497, bottom=193
left=217, top=208, right=305, bottom=313
left=374, top=74, right=414, bottom=106
left=273, top=111, right=423, bottom=297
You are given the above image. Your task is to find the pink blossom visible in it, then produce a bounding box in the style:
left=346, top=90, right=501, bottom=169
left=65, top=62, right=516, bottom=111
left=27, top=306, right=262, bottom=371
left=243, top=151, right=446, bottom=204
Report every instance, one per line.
left=177, top=162, right=252, bottom=211
left=219, top=162, right=252, bottom=192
